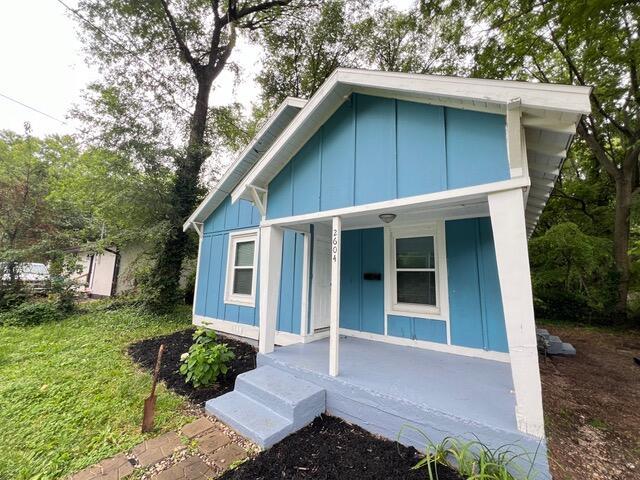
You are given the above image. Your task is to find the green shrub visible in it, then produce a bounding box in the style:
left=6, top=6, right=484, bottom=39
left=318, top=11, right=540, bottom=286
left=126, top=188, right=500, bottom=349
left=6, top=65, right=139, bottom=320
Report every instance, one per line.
left=179, top=329, right=235, bottom=388
left=529, top=222, right=617, bottom=322
left=0, top=301, right=62, bottom=326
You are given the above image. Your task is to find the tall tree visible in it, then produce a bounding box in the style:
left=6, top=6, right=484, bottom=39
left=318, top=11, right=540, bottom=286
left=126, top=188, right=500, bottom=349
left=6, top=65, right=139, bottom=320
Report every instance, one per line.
left=424, top=0, right=640, bottom=317
left=72, top=0, right=303, bottom=310
left=256, top=0, right=364, bottom=107
left=256, top=1, right=465, bottom=107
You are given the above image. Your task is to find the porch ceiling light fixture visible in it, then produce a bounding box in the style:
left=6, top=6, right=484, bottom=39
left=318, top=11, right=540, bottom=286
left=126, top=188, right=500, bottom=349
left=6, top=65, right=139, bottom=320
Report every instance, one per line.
left=378, top=213, right=397, bottom=224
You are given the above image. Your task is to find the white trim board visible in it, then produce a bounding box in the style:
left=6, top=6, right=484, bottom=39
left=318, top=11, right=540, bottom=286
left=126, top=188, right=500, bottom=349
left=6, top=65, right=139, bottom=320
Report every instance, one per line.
left=191, top=317, right=510, bottom=363
left=340, top=328, right=510, bottom=363
left=260, top=177, right=530, bottom=228
left=193, top=315, right=327, bottom=346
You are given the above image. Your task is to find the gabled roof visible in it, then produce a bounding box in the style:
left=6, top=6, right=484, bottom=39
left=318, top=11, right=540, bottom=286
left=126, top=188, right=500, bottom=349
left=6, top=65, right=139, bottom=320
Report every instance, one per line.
left=183, top=97, right=306, bottom=231
left=229, top=68, right=591, bottom=236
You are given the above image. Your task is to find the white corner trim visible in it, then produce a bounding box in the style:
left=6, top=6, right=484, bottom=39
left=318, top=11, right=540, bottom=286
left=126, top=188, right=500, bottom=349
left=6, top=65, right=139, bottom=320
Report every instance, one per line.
left=224, top=228, right=259, bottom=307
left=192, top=235, right=203, bottom=317
left=340, top=328, right=510, bottom=363
left=194, top=315, right=303, bottom=347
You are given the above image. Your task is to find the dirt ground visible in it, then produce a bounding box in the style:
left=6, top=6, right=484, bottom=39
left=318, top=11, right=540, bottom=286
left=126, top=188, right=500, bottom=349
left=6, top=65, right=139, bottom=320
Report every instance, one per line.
left=539, top=323, right=640, bottom=480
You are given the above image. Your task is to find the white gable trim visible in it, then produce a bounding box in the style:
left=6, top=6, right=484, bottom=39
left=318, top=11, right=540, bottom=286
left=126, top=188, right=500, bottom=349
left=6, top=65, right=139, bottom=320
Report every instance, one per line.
left=230, top=68, right=591, bottom=205
left=183, top=97, right=306, bottom=232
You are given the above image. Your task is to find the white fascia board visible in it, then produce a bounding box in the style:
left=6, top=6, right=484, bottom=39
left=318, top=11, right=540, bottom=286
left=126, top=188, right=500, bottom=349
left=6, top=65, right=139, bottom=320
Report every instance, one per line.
left=337, top=68, right=592, bottom=115
left=231, top=68, right=591, bottom=203
left=231, top=69, right=347, bottom=203
left=261, top=177, right=530, bottom=228
left=182, top=97, right=306, bottom=232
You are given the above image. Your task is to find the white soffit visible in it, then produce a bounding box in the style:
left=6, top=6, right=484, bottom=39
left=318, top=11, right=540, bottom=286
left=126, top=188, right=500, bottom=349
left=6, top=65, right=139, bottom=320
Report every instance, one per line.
left=524, top=125, right=576, bottom=237
left=183, top=97, right=306, bottom=231
left=231, top=68, right=592, bottom=204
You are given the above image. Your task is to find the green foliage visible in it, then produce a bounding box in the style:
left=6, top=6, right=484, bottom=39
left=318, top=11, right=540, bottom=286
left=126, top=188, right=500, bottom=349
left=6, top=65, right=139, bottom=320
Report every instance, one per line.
left=424, top=0, right=640, bottom=318
left=530, top=223, right=616, bottom=321
left=0, top=301, right=62, bottom=327
left=256, top=1, right=465, bottom=109
left=0, top=306, right=192, bottom=479
left=179, top=328, right=235, bottom=388
left=403, top=426, right=540, bottom=480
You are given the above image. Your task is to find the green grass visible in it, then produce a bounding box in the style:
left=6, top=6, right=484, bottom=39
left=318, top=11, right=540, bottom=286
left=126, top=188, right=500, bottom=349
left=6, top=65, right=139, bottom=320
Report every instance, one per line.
left=0, top=304, right=194, bottom=479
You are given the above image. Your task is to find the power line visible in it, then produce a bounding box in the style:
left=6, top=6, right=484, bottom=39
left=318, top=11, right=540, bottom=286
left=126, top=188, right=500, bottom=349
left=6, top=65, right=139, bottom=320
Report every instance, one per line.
left=0, top=91, right=68, bottom=125
left=55, top=0, right=195, bottom=116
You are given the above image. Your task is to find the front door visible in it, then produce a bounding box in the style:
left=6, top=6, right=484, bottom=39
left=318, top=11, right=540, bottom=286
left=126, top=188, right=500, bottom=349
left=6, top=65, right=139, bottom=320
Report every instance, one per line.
left=311, top=233, right=331, bottom=331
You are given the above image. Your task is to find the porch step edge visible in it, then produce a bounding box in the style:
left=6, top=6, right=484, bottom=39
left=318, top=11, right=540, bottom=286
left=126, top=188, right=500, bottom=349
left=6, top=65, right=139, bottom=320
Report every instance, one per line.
left=235, top=365, right=325, bottom=423
left=205, top=391, right=292, bottom=449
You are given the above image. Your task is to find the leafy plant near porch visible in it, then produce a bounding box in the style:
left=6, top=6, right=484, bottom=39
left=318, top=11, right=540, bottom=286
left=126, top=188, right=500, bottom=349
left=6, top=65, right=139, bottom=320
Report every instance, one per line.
left=179, top=328, right=235, bottom=388
left=401, top=426, right=540, bottom=480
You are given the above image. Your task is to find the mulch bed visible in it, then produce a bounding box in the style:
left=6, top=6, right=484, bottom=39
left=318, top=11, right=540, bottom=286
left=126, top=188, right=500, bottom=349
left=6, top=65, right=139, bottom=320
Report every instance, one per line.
left=220, top=415, right=463, bottom=480
left=128, top=328, right=256, bottom=404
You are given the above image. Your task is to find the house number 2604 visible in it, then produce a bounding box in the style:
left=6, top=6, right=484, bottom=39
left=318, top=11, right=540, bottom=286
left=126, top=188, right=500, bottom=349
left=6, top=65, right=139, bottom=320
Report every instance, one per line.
left=332, top=229, right=339, bottom=262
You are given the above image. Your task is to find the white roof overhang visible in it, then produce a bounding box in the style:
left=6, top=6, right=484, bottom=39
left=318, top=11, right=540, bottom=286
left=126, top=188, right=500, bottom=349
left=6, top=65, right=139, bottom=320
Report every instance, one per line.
left=231, top=68, right=591, bottom=215
left=183, top=97, right=306, bottom=232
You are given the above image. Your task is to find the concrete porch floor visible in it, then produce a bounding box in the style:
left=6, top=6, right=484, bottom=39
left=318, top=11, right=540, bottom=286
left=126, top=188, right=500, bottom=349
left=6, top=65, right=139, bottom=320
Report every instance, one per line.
left=262, top=336, right=517, bottom=431
left=258, top=336, right=549, bottom=478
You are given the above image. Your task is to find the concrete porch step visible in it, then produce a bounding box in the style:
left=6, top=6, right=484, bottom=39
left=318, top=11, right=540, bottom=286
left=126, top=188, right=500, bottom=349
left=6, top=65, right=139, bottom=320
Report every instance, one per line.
left=205, top=366, right=326, bottom=449
left=235, top=365, right=325, bottom=424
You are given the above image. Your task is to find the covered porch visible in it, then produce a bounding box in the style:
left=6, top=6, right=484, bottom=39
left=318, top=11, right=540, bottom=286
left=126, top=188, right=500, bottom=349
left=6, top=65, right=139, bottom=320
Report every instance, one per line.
left=258, top=336, right=549, bottom=477
left=257, top=182, right=545, bottom=438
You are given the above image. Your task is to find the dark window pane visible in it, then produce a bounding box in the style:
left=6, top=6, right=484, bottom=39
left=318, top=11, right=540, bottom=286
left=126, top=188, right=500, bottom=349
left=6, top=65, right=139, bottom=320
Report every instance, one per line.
left=235, top=241, right=255, bottom=267
left=396, top=237, right=435, bottom=269
left=233, top=268, right=253, bottom=295
left=397, top=271, right=436, bottom=305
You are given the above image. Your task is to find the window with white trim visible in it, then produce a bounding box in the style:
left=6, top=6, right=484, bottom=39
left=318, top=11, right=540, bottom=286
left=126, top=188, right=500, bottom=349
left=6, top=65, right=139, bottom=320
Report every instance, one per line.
left=225, top=230, right=258, bottom=306
left=386, top=223, right=446, bottom=318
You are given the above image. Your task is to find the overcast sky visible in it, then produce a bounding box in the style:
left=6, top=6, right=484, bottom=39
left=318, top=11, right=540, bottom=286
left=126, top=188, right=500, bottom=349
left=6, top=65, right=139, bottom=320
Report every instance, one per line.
left=0, top=0, right=413, bottom=138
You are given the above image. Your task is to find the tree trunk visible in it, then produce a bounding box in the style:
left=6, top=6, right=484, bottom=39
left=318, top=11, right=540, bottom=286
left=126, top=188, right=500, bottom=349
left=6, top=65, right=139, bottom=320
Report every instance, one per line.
left=612, top=175, right=633, bottom=319
left=145, top=76, right=214, bottom=311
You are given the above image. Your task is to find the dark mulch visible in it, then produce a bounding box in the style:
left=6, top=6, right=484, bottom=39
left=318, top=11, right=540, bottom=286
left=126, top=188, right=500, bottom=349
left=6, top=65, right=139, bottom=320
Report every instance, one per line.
left=220, top=415, right=463, bottom=480
left=128, top=328, right=256, bottom=404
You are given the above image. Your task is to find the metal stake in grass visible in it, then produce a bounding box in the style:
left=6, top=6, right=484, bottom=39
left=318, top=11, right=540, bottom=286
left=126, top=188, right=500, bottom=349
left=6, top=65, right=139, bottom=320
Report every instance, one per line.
left=142, top=344, right=164, bottom=433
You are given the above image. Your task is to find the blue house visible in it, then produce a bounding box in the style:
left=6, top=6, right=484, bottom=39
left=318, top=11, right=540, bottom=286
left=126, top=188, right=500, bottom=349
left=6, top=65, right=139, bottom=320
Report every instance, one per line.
left=184, top=69, right=591, bottom=478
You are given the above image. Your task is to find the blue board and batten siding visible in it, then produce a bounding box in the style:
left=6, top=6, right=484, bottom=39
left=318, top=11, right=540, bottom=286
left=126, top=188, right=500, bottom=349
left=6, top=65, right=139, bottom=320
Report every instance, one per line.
left=266, top=94, right=510, bottom=220
left=340, top=219, right=508, bottom=353
left=195, top=197, right=305, bottom=334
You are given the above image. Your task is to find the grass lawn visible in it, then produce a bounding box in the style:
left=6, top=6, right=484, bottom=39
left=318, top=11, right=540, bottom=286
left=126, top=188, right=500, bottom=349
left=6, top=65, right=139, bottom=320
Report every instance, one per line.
left=0, top=304, right=194, bottom=479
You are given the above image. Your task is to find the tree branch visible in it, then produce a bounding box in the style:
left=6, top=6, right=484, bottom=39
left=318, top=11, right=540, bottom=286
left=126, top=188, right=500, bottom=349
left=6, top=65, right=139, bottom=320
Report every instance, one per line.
left=222, top=0, right=291, bottom=25
left=158, top=0, right=199, bottom=70
left=551, top=187, right=596, bottom=222
left=577, top=118, right=620, bottom=179
left=549, top=29, right=633, bottom=139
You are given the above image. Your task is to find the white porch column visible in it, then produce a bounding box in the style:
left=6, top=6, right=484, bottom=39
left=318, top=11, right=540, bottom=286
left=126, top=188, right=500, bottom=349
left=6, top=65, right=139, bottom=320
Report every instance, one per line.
left=329, top=216, right=341, bottom=377
left=258, top=225, right=283, bottom=354
left=488, top=188, right=545, bottom=438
